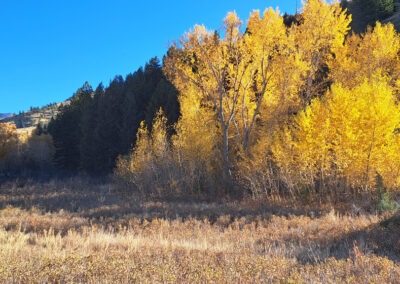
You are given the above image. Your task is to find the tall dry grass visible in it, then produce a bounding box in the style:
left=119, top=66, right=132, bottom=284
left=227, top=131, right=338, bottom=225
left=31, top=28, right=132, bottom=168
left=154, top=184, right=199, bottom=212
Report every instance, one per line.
left=0, top=178, right=399, bottom=282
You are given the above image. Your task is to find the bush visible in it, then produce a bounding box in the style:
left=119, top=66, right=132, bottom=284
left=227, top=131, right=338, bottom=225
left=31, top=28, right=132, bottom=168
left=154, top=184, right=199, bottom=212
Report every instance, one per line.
left=377, top=189, right=398, bottom=212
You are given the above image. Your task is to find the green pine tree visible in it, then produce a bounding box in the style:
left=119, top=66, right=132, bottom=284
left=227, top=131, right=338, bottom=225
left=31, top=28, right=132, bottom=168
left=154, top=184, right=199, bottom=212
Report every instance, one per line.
left=342, top=0, right=394, bottom=33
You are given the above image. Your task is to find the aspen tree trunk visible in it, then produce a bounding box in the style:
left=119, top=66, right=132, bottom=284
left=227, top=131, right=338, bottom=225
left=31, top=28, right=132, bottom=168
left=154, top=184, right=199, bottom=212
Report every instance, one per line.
left=221, top=124, right=230, bottom=181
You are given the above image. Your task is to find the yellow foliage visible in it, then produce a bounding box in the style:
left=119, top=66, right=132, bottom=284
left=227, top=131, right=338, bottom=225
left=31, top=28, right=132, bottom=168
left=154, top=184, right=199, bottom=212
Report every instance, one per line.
left=295, top=0, right=351, bottom=55
left=244, top=8, right=304, bottom=144
left=0, top=123, right=18, bottom=161
left=165, top=11, right=250, bottom=175
left=0, top=124, right=54, bottom=170
left=115, top=109, right=174, bottom=193
left=26, top=132, right=54, bottom=167
left=144, top=1, right=400, bottom=195
left=172, top=86, right=217, bottom=174
left=150, top=109, right=169, bottom=160
left=274, top=75, right=400, bottom=190
left=292, top=0, right=351, bottom=100
left=330, top=22, right=400, bottom=89
left=127, top=109, right=169, bottom=174
left=165, top=6, right=319, bottom=177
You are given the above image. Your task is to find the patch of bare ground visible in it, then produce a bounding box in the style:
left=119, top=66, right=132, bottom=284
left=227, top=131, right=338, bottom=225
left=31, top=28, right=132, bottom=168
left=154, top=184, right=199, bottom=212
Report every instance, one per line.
left=0, top=177, right=399, bottom=282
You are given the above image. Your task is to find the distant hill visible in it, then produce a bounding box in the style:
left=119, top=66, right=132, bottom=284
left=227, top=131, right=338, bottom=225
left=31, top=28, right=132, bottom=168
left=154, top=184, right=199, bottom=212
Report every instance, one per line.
left=0, top=113, right=13, bottom=120
left=1, top=102, right=67, bottom=128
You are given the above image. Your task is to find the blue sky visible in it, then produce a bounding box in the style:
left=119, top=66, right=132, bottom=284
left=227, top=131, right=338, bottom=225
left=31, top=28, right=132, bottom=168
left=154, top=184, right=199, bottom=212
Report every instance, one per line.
left=0, top=0, right=298, bottom=113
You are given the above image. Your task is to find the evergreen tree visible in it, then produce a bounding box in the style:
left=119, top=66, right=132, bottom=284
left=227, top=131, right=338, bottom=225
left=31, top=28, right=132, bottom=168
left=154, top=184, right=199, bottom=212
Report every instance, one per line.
left=119, top=68, right=145, bottom=155
left=342, top=0, right=394, bottom=33
left=80, top=83, right=103, bottom=173
left=48, top=82, right=93, bottom=171
left=145, top=77, right=179, bottom=133
left=93, top=76, right=125, bottom=173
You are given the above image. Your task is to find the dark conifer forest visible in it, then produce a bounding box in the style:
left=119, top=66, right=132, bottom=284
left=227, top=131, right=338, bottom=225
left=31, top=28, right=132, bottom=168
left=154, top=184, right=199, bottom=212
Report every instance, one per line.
left=48, top=57, right=179, bottom=174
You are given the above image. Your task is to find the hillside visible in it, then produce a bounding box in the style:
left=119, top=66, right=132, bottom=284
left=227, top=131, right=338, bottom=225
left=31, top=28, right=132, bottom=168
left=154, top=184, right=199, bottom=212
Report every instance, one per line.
left=384, top=3, right=400, bottom=30
left=1, top=102, right=65, bottom=128
left=0, top=113, right=13, bottom=120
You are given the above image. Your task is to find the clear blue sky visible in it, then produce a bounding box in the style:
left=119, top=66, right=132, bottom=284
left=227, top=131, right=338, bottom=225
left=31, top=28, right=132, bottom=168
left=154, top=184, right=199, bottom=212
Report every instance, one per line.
left=0, top=0, right=298, bottom=113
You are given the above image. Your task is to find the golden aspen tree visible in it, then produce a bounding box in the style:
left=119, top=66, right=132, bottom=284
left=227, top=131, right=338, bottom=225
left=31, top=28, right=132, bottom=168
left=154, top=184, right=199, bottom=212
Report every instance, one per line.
left=379, top=134, right=400, bottom=189
left=164, top=44, right=219, bottom=191
left=172, top=83, right=218, bottom=176
left=165, top=23, right=228, bottom=179
left=0, top=123, right=18, bottom=162
left=165, top=9, right=306, bottom=183
left=272, top=98, right=333, bottom=193
left=237, top=1, right=351, bottom=196
left=165, top=13, right=254, bottom=180
left=128, top=121, right=151, bottom=175
left=292, top=0, right=351, bottom=102
left=240, top=8, right=303, bottom=149
left=115, top=109, right=171, bottom=193
left=329, top=22, right=400, bottom=89
left=235, top=8, right=306, bottom=196
left=330, top=76, right=400, bottom=190
left=115, top=121, right=150, bottom=186
left=274, top=75, right=400, bottom=192
left=163, top=1, right=351, bottom=194
left=328, top=33, right=363, bottom=88
left=150, top=108, right=169, bottom=160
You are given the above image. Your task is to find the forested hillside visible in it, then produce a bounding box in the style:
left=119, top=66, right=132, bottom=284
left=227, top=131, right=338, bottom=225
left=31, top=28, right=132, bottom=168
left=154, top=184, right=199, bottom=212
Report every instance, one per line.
left=0, top=113, right=12, bottom=120
left=341, top=0, right=397, bottom=32
left=48, top=57, right=179, bottom=174
left=1, top=103, right=60, bottom=128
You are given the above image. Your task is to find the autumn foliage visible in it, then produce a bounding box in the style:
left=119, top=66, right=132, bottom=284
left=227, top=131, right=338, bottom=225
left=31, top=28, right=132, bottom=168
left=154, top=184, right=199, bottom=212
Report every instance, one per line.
left=0, top=124, right=53, bottom=173
left=116, top=0, right=400, bottom=199
left=0, top=123, right=18, bottom=161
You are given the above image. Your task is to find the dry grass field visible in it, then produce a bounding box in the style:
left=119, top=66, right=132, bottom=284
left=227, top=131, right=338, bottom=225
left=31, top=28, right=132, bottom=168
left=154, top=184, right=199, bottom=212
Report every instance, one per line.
left=0, top=177, right=400, bottom=283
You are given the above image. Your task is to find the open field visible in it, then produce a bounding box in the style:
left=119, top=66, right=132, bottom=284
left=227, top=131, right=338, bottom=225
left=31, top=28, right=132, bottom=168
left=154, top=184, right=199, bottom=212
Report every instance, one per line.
left=0, top=178, right=400, bottom=283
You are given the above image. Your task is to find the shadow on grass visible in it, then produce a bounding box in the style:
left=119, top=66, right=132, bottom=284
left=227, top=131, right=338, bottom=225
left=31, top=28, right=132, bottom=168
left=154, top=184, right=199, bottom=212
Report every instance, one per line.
left=253, top=213, right=400, bottom=264
left=0, top=176, right=319, bottom=220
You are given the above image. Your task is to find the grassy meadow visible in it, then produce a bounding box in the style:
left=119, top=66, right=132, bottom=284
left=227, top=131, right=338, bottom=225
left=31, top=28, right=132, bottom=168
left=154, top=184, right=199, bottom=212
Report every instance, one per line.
left=0, top=177, right=399, bottom=283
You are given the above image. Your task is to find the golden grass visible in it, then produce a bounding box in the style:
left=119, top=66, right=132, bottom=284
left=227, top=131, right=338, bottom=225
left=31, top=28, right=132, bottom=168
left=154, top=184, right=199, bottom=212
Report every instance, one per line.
left=0, top=178, right=399, bottom=282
